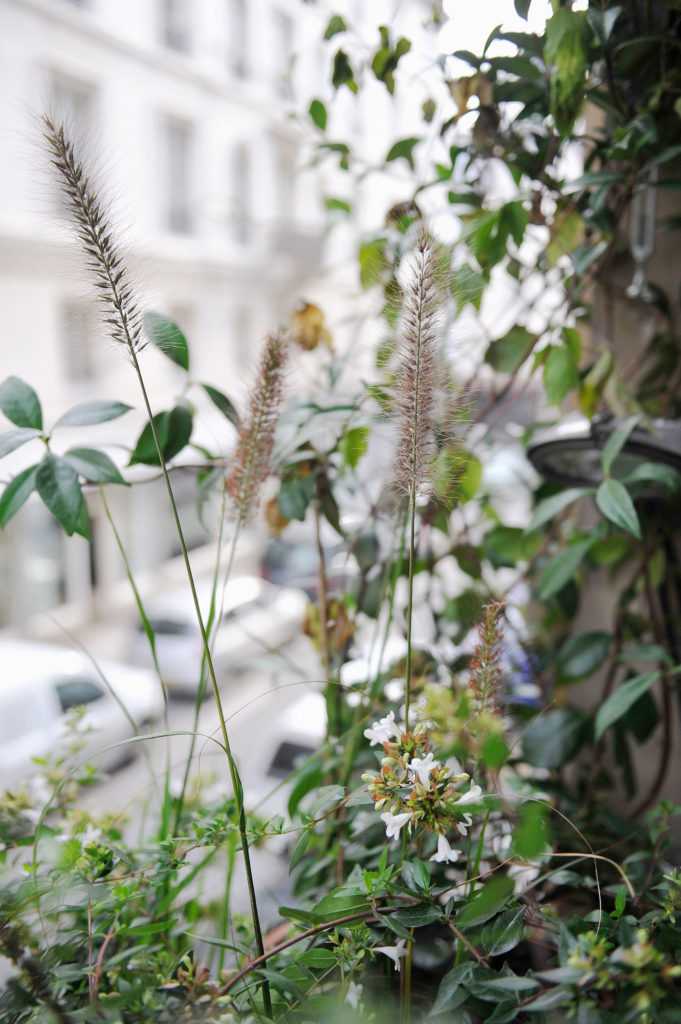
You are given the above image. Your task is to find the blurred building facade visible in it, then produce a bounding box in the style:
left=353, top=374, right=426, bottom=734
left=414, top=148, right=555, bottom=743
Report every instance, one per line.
left=0, top=0, right=325, bottom=627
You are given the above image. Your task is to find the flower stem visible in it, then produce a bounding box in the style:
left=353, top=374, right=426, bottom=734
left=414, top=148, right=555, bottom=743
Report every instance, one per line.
left=129, top=352, right=271, bottom=1017
left=404, top=483, right=417, bottom=730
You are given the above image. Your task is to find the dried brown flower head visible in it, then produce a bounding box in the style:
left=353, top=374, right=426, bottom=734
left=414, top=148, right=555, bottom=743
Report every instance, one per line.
left=226, top=331, right=288, bottom=524
left=42, top=115, right=143, bottom=354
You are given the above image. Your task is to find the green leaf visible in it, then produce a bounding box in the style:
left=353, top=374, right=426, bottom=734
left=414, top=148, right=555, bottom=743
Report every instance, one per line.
left=456, top=876, right=515, bottom=929
left=36, top=454, right=86, bottom=536
left=312, top=890, right=369, bottom=923
left=595, top=671, right=660, bottom=740
left=476, top=976, right=539, bottom=996
left=144, top=312, right=189, bottom=371
left=458, top=454, right=482, bottom=501
left=391, top=905, right=442, bottom=928
left=324, top=196, right=352, bottom=214
left=544, top=7, right=587, bottom=136
left=431, top=963, right=474, bottom=1016
left=522, top=708, right=585, bottom=768
left=385, top=136, right=420, bottom=169
left=486, top=327, right=536, bottom=374
left=64, top=448, right=126, bottom=485
left=557, top=631, right=611, bottom=682
left=0, top=376, right=42, bottom=429
left=481, top=733, right=510, bottom=770
left=512, top=802, right=550, bottom=859
left=331, top=49, right=357, bottom=92
left=324, top=13, right=347, bottom=39
left=528, top=487, right=591, bottom=531
left=451, top=264, right=486, bottom=313
left=514, top=0, right=531, bottom=18
left=0, top=464, right=39, bottom=527
left=129, top=406, right=193, bottom=466
left=297, top=948, right=336, bottom=971
left=278, top=474, right=315, bottom=521
left=543, top=345, right=579, bottom=404
left=596, top=479, right=640, bottom=539
left=537, top=537, right=594, bottom=599
left=472, top=908, right=525, bottom=957
left=308, top=98, right=327, bottom=131
left=201, top=384, right=239, bottom=429
left=0, top=427, right=41, bottom=459
left=358, top=238, right=387, bottom=289
left=484, top=525, right=542, bottom=568
left=624, top=462, right=681, bottom=492
left=601, top=416, right=640, bottom=476
left=339, top=426, right=369, bottom=468
left=401, top=859, right=431, bottom=892
left=288, top=762, right=323, bottom=818
left=54, top=401, right=132, bottom=428
left=524, top=988, right=572, bottom=1012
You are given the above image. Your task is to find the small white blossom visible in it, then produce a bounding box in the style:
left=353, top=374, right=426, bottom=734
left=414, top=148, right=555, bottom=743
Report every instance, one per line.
left=364, top=711, right=401, bottom=746
left=381, top=811, right=412, bottom=841
left=430, top=833, right=460, bottom=864
left=345, top=980, right=363, bottom=1009
left=375, top=939, right=407, bottom=972
left=409, top=752, right=440, bottom=787
left=456, top=813, right=473, bottom=837
left=455, top=783, right=482, bottom=806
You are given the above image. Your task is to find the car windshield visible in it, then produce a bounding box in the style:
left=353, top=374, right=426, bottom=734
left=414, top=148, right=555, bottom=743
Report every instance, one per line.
left=54, top=675, right=104, bottom=712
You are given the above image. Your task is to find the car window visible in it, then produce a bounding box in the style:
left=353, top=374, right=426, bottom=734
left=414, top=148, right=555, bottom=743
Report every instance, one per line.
left=141, top=618, right=193, bottom=637
left=267, top=740, right=315, bottom=779
left=54, top=675, right=103, bottom=712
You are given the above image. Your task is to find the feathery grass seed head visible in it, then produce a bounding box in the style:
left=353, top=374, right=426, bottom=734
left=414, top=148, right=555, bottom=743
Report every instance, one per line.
left=395, top=235, right=440, bottom=496
left=227, top=331, right=289, bottom=524
left=42, top=115, right=143, bottom=354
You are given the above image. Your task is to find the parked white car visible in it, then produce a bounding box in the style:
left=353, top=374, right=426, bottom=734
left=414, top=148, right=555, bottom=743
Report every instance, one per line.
left=0, top=640, right=163, bottom=792
left=129, top=575, right=307, bottom=693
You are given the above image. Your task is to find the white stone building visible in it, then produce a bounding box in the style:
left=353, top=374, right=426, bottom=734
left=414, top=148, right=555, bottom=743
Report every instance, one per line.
left=0, top=0, right=326, bottom=627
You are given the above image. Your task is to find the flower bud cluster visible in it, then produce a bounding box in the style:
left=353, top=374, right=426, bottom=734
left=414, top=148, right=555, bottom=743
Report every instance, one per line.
left=361, top=712, right=482, bottom=863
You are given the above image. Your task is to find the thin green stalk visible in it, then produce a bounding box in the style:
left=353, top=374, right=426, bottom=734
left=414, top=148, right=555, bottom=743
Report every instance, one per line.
left=404, top=483, right=418, bottom=730
left=218, top=832, right=239, bottom=975
left=128, top=352, right=271, bottom=1017
left=99, top=488, right=169, bottom=832
left=172, top=494, right=236, bottom=833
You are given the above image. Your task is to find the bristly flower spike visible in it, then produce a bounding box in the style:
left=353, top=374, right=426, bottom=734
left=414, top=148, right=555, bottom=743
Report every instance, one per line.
left=469, top=600, right=505, bottom=714
left=395, top=233, right=439, bottom=497
left=227, top=331, right=289, bottom=524
left=42, top=115, right=143, bottom=355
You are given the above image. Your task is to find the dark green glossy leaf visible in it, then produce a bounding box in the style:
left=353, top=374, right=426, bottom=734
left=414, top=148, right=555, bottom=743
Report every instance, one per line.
left=537, top=537, right=594, bottom=599
left=36, top=454, right=86, bottom=536
left=144, top=311, right=189, bottom=371
left=486, top=327, right=536, bottom=374
left=385, top=136, right=420, bottom=169
left=595, top=671, right=660, bottom=740
left=0, top=376, right=42, bottom=429
left=431, top=963, right=474, bottom=1016
left=596, top=479, right=640, bottom=539
left=0, top=464, right=39, bottom=527
left=129, top=406, right=193, bottom=466
left=556, top=631, right=611, bottom=682
left=64, top=448, right=127, bottom=485
left=331, top=49, right=357, bottom=92
left=601, top=416, right=640, bottom=475
left=201, top=384, right=239, bottom=429
left=522, top=708, right=586, bottom=768
left=54, top=401, right=132, bottom=428
left=456, top=875, right=515, bottom=929
left=528, top=487, right=592, bottom=531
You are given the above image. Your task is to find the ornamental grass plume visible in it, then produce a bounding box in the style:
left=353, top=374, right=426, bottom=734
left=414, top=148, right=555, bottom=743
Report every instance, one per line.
left=395, top=233, right=440, bottom=497
left=42, top=115, right=143, bottom=355
left=227, top=330, right=288, bottom=524
left=470, top=600, right=505, bottom=714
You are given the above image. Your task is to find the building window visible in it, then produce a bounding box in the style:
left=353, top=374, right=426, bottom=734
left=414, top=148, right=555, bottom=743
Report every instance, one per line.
left=273, top=136, right=296, bottom=223
left=273, top=9, right=294, bottom=98
left=60, top=300, right=96, bottom=383
left=229, top=141, right=251, bottom=245
left=50, top=72, right=94, bottom=136
left=227, top=0, right=248, bottom=78
left=163, top=116, right=193, bottom=235
left=161, top=0, right=190, bottom=53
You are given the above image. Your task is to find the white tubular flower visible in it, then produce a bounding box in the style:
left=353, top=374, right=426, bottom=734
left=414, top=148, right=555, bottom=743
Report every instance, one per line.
left=455, top=783, right=482, bottom=806
left=364, top=711, right=401, bottom=746
left=381, top=811, right=412, bottom=841
left=80, top=824, right=103, bottom=846
left=375, top=939, right=407, bottom=972
left=430, top=833, right=460, bottom=864
left=456, top=813, right=473, bottom=836
left=409, top=752, right=440, bottom=787
left=345, top=981, right=363, bottom=1009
